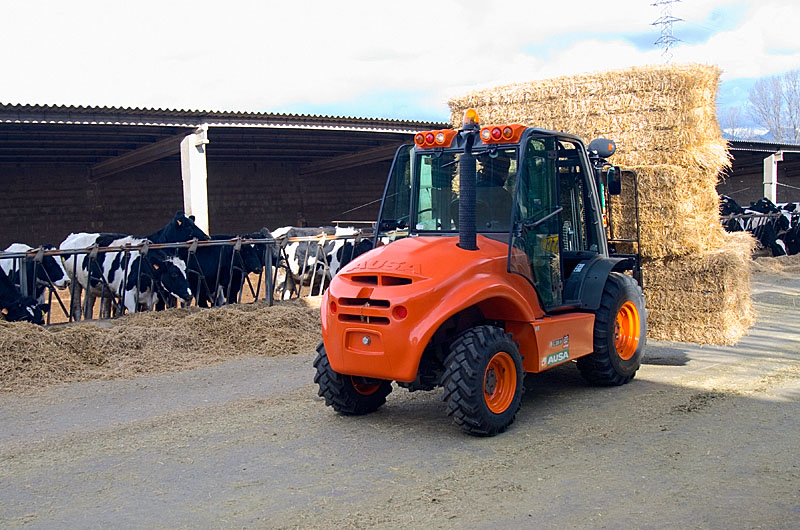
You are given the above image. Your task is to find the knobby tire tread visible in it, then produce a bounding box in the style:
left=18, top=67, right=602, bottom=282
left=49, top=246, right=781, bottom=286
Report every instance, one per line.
left=577, top=273, right=646, bottom=386
left=313, top=343, right=391, bottom=415
left=441, top=325, right=524, bottom=436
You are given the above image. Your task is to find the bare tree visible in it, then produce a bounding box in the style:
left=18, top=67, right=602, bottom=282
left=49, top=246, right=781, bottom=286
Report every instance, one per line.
left=721, top=106, right=741, bottom=139
left=748, top=69, right=800, bottom=144
left=721, top=106, right=758, bottom=140
left=784, top=69, right=800, bottom=142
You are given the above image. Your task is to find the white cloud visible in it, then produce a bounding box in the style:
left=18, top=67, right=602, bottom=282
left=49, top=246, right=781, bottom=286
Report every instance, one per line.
left=672, top=1, right=800, bottom=79
left=0, top=0, right=797, bottom=117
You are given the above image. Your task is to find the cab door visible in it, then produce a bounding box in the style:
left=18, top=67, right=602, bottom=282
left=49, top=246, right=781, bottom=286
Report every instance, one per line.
left=509, top=136, right=563, bottom=309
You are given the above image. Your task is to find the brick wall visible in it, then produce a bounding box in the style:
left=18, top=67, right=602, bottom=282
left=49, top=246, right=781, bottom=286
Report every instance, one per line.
left=0, top=159, right=391, bottom=248
left=717, top=166, right=800, bottom=205
left=206, top=159, right=388, bottom=234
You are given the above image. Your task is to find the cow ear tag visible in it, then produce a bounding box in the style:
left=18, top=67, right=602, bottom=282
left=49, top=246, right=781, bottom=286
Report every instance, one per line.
left=153, top=263, right=160, bottom=270
left=177, top=220, right=182, bottom=226
left=1, top=307, right=7, bottom=315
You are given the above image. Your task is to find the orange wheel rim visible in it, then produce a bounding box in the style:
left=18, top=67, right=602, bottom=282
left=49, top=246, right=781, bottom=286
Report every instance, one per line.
left=351, top=377, right=380, bottom=396
left=615, top=301, right=640, bottom=361
left=483, top=351, right=517, bottom=414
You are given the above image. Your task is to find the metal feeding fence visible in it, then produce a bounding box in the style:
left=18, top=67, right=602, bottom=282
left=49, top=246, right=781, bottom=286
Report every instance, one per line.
left=721, top=210, right=800, bottom=232
left=720, top=208, right=800, bottom=256
left=0, top=230, right=373, bottom=325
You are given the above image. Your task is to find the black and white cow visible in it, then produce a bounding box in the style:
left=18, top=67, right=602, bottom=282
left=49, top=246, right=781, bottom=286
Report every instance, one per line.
left=0, top=266, right=47, bottom=324
left=720, top=196, right=795, bottom=256
left=0, top=243, right=69, bottom=304
left=781, top=222, right=800, bottom=255
left=185, top=234, right=265, bottom=307
left=267, top=226, right=374, bottom=299
left=244, top=230, right=279, bottom=271
left=720, top=195, right=745, bottom=217
left=216, top=234, right=266, bottom=304
left=325, top=227, right=375, bottom=277
left=269, top=226, right=336, bottom=298
left=60, top=233, right=192, bottom=319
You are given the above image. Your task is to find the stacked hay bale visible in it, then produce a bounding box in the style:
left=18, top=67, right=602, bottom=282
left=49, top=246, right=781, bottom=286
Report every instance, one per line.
left=448, top=63, right=754, bottom=344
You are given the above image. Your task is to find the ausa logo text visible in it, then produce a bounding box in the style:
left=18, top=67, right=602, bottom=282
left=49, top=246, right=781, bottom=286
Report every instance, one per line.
left=542, top=350, right=570, bottom=368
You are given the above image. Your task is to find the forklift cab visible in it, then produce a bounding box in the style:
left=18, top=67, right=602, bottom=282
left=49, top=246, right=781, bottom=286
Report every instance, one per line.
left=375, top=121, right=635, bottom=314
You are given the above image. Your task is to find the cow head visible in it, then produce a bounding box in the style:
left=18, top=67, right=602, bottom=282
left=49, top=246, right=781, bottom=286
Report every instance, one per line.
left=239, top=243, right=264, bottom=274
left=152, top=211, right=210, bottom=243
left=749, top=198, right=779, bottom=214
left=172, top=212, right=209, bottom=242
left=254, top=229, right=281, bottom=268
left=781, top=225, right=800, bottom=255
left=720, top=195, right=744, bottom=216
left=1, top=296, right=48, bottom=325
left=153, top=256, right=193, bottom=303
left=41, top=246, right=69, bottom=288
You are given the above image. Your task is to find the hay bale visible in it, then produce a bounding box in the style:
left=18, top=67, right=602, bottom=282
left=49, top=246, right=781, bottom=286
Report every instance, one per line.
left=609, top=165, right=726, bottom=258
left=642, top=232, right=755, bottom=345
left=448, top=63, right=729, bottom=171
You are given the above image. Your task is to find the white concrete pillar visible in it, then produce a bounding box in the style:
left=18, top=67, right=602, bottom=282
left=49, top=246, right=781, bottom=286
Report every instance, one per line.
left=180, top=124, right=210, bottom=234
left=763, top=151, right=783, bottom=203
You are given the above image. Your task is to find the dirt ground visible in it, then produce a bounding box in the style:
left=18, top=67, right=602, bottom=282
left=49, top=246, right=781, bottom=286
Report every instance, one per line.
left=0, top=265, right=798, bottom=529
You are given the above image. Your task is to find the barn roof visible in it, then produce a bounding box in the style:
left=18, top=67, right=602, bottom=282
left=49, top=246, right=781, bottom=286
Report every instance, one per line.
left=728, top=139, right=800, bottom=153
left=0, top=103, right=448, bottom=173
left=0, top=102, right=447, bottom=134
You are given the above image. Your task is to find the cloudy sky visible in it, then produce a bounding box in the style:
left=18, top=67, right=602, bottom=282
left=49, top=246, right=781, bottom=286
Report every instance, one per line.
left=1, top=0, right=798, bottom=126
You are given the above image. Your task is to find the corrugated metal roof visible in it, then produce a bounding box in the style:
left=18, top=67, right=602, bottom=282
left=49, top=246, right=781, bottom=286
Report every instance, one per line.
left=0, top=102, right=449, bottom=134
left=729, top=139, right=800, bottom=153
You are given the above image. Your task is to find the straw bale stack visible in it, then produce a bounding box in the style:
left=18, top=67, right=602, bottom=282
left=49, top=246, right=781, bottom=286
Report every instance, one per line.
left=610, top=165, right=726, bottom=259
left=641, top=232, right=755, bottom=344
left=449, top=63, right=754, bottom=344
left=448, top=63, right=729, bottom=170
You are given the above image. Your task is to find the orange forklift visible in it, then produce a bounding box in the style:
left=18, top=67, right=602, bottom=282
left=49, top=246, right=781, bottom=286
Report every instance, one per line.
left=314, top=109, right=646, bottom=436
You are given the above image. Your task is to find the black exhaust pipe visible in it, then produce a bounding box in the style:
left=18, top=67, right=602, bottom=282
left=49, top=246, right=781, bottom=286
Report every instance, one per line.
left=458, top=131, right=478, bottom=251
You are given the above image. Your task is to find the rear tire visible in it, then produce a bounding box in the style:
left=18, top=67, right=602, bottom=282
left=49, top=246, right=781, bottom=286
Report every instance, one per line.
left=578, top=273, right=647, bottom=385
left=313, top=342, right=392, bottom=415
left=441, top=325, right=524, bottom=436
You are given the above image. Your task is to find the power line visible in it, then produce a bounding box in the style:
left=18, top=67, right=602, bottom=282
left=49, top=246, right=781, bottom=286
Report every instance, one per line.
left=652, top=0, right=682, bottom=62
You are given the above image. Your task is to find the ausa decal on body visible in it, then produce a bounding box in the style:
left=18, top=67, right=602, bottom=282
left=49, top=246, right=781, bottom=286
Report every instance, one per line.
left=542, top=349, right=570, bottom=368
left=542, top=335, right=571, bottom=367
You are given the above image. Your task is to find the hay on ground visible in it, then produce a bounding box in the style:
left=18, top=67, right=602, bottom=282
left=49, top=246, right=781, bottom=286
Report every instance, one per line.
left=0, top=299, right=321, bottom=393
left=750, top=254, right=800, bottom=274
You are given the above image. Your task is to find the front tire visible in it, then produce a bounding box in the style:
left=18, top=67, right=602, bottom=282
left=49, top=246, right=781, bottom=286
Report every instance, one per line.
left=578, top=272, right=647, bottom=385
left=313, top=342, right=392, bottom=415
left=441, top=325, right=524, bottom=436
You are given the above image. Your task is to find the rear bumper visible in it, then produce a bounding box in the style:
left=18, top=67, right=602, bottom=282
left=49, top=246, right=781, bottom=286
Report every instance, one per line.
left=321, top=279, right=422, bottom=383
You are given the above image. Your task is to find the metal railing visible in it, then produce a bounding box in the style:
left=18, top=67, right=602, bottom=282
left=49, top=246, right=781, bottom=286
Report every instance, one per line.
left=720, top=210, right=800, bottom=231
left=0, top=230, right=373, bottom=325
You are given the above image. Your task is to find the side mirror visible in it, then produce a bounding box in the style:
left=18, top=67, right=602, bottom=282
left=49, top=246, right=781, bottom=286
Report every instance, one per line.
left=607, top=166, right=622, bottom=195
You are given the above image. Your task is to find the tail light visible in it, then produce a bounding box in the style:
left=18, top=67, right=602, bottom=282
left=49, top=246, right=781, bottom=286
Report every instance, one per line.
left=392, top=305, right=408, bottom=320
left=413, top=129, right=457, bottom=149
left=479, top=123, right=525, bottom=144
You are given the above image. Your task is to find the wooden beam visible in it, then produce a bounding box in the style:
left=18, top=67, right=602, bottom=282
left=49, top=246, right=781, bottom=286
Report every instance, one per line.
left=299, top=143, right=403, bottom=176
left=89, top=130, right=193, bottom=181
